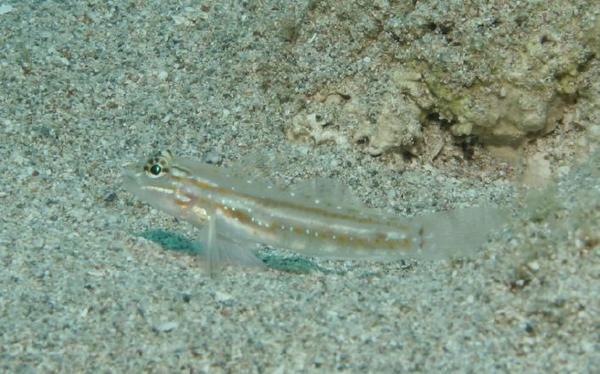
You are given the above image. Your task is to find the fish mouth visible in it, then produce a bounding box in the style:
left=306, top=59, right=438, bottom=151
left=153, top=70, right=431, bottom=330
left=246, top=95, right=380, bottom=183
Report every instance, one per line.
left=122, top=162, right=144, bottom=192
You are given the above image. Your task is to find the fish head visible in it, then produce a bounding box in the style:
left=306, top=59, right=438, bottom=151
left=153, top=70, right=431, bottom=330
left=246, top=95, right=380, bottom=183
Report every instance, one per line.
left=123, top=150, right=206, bottom=223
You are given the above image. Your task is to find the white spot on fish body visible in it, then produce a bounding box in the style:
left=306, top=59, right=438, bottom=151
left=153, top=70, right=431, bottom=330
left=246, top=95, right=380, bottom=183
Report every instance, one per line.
left=386, top=232, right=407, bottom=241
left=176, top=193, right=191, bottom=202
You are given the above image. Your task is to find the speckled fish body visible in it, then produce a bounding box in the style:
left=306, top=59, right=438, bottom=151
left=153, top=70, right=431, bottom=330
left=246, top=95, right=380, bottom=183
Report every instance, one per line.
left=123, top=150, right=504, bottom=268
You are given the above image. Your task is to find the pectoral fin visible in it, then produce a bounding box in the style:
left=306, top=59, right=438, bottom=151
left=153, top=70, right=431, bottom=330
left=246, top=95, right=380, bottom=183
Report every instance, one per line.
left=199, top=213, right=265, bottom=276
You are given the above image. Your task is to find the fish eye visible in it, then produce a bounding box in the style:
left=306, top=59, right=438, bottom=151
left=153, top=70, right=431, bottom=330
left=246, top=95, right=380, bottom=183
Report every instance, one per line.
left=149, top=163, right=162, bottom=176
left=144, top=150, right=172, bottom=177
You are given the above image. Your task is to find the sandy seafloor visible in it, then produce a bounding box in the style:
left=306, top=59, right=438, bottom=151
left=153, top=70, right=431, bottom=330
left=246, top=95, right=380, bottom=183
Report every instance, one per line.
left=1, top=1, right=599, bottom=373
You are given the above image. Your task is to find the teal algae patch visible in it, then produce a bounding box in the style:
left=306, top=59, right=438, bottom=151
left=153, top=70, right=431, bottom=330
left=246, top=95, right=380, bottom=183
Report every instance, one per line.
left=137, top=229, right=323, bottom=274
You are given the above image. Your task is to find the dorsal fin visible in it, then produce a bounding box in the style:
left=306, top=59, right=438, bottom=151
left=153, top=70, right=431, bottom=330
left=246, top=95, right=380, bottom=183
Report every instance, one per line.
left=290, top=177, right=362, bottom=206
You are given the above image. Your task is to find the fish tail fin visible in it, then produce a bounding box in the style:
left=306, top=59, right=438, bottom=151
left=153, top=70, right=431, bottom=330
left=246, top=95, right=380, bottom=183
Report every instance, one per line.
left=415, top=205, right=508, bottom=260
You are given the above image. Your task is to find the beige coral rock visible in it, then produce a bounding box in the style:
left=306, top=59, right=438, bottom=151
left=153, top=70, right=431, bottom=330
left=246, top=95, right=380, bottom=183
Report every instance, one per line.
left=365, top=94, right=423, bottom=156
